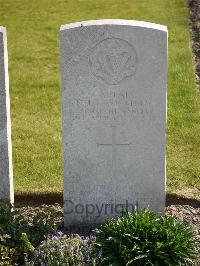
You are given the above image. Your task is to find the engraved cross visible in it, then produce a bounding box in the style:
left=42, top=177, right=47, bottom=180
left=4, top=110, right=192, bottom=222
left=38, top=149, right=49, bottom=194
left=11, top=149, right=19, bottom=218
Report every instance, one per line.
left=98, top=125, right=131, bottom=179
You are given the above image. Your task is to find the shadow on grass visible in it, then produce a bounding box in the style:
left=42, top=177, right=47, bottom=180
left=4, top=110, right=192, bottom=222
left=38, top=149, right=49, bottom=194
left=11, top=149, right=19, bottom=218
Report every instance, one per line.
left=14, top=192, right=200, bottom=208
left=15, top=192, right=63, bottom=207
left=166, top=193, right=200, bottom=208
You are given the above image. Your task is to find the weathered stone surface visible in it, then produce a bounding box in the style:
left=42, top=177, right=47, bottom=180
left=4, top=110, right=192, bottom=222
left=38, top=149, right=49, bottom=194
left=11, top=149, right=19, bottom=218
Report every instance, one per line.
left=0, top=27, right=14, bottom=202
left=60, top=20, right=167, bottom=228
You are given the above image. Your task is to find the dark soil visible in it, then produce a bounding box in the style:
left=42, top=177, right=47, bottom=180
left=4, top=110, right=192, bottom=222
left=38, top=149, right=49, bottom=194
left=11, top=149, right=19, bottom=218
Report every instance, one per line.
left=187, top=0, right=200, bottom=88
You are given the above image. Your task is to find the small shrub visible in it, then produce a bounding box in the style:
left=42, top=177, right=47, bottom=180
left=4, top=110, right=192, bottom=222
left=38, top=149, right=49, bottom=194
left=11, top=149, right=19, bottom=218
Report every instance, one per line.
left=31, top=232, right=102, bottom=266
left=94, top=209, right=197, bottom=266
left=30, top=209, right=63, bottom=246
left=0, top=200, right=62, bottom=265
left=0, top=200, right=33, bottom=264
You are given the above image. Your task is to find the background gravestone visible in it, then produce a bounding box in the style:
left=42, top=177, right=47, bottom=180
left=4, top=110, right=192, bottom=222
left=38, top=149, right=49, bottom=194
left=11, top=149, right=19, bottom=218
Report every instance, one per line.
left=60, top=20, right=167, bottom=229
left=0, top=27, right=14, bottom=202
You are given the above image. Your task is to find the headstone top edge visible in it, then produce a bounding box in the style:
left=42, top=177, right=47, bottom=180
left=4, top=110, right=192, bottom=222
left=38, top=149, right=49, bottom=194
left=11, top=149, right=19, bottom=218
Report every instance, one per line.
left=0, top=26, right=6, bottom=33
left=60, top=19, right=167, bottom=32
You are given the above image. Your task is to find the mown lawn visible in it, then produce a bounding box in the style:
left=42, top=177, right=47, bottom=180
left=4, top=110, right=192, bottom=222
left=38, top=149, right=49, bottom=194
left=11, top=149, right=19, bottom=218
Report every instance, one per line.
left=0, top=0, right=199, bottom=199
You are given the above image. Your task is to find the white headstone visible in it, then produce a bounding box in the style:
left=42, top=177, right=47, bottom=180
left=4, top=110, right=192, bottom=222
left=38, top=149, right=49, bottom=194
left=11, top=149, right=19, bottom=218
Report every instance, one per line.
left=0, top=27, right=14, bottom=203
left=60, top=20, right=167, bottom=229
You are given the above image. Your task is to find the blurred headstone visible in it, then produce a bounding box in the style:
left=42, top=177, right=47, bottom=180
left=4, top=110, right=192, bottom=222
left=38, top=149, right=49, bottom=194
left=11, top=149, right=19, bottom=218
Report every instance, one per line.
left=0, top=27, right=14, bottom=203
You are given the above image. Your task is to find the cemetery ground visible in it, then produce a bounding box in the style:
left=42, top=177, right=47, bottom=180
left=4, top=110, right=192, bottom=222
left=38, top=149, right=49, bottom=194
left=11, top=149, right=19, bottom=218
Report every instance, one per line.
left=0, top=0, right=200, bottom=264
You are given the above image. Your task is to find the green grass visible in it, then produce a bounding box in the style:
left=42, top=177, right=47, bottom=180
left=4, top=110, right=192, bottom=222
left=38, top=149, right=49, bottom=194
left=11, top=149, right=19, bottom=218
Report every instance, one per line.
left=0, top=0, right=199, bottom=198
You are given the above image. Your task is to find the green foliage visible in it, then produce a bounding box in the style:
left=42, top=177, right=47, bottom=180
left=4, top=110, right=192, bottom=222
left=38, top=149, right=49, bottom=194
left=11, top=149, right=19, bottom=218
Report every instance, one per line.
left=31, top=233, right=101, bottom=266
left=0, top=201, right=197, bottom=265
left=0, top=242, right=13, bottom=266
left=0, top=200, right=62, bottom=265
left=94, top=209, right=197, bottom=265
left=0, top=200, right=32, bottom=265
left=30, top=209, right=63, bottom=246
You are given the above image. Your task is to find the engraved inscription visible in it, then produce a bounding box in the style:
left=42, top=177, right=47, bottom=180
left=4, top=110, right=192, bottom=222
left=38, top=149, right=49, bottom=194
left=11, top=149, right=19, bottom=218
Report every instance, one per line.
left=66, top=90, right=151, bottom=121
left=90, top=38, right=137, bottom=85
left=98, top=125, right=131, bottom=180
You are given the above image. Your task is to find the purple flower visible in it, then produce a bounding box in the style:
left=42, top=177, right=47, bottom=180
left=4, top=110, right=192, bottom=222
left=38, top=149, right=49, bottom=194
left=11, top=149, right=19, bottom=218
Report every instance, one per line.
left=89, top=235, right=96, bottom=241
left=47, top=233, right=53, bottom=239
left=52, top=235, right=59, bottom=240
left=55, top=230, right=64, bottom=237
